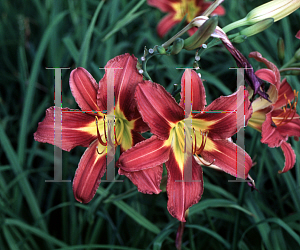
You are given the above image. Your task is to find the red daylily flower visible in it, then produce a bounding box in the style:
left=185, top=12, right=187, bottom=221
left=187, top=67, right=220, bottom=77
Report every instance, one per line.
left=248, top=52, right=300, bottom=173
left=34, top=54, right=155, bottom=203
left=148, top=0, right=225, bottom=37
left=118, top=69, right=253, bottom=221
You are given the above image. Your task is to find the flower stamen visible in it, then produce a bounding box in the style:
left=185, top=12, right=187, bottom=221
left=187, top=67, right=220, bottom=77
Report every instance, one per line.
left=95, top=116, right=119, bottom=149
left=96, top=146, right=105, bottom=155
left=276, top=90, right=298, bottom=126
left=194, top=153, right=215, bottom=166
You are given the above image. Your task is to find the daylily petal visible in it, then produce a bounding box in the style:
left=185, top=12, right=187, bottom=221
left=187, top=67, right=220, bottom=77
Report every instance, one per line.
left=135, top=81, right=184, bottom=140
left=118, top=135, right=171, bottom=171
left=69, top=67, right=99, bottom=111
left=157, top=14, right=180, bottom=37
left=118, top=131, right=163, bottom=194
left=271, top=110, right=300, bottom=138
left=97, top=54, right=143, bottom=121
left=73, top=140, right=107, bottom=203
left=255, top=69, right=278, bottom=86
left=133, top=116, right=150, bottom=133
left=119, top=166, right=163, bottom=194
left=201, top=138, right=252, bottom=179
left=248, top=107, right=271, bottom=132
left=166, top=150, right=203, bottom=222
left=193, top=87, right=252, bottom=140
left=251, top=87, right=277, bottom=113
left=279, top=141, right=296, bottom=173
left=34, top=107, right=98, bottom=151
left=147, top=0, right=175, bottom=12
left=179, top=69, right=206, bottom=113
left=222, top=43, right=269, bottom=100
left=249, top=52, right=281, bottom=89
left=261, top=111, right=288, bottom=147
left=273, top=79, right=295, bottom=110
left=119, top=130, right=144, bottom=153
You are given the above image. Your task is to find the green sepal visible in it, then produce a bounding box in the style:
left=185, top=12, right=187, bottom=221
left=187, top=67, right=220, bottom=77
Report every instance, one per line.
left=170, top=38, right=185, bottom=55
left=183, top=15, right=218, bottom=51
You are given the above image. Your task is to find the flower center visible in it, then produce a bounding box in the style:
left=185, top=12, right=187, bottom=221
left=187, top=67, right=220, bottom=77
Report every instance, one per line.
left=170, top=120, right=211, bottom=166
left=172, top=0, right=201, bottom=22
left=94, top=109, right=134, bottom=153
left=273, top=90, right=298, bottom=127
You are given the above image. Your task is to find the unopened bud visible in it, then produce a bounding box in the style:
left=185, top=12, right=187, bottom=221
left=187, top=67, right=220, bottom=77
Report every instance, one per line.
left=157, top=45, right=167, bottom=55
left=295, top=48, right=300, bottom=60
left=231, top=35, right=247, bottom=44
left=246, top=0, right=300, bottom=24
left=170, top=38, right=184, bottom=55
left=184, top=16, right=218, bottom=50
left=223, top=0, right=300, bottom=33
left=239, top=18, right=274, bottom=37
left=277, top=37, right=285, bottom=62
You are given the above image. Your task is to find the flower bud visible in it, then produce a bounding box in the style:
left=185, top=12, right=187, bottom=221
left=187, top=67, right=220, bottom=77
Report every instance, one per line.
left=231, top=35, right=247, bottom=44
left=245, top=0, right=300, bottom=23
left=184, top=16, right=218, bottom=50
left=294, top=48, right=300, bottom=60
left=277, top=37, right=285, bottom=62
left=157, top=45, right=167, bottom=55
left=170, top=38, right=184, bottom=55
left=223, top=0, right=300, bottom=33
left=239, top=18, right=274, bottom=37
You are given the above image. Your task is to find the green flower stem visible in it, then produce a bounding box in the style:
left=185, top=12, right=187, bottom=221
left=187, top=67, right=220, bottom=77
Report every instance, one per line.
left=142, top=52, right=160, bottom=81
left=222, top=18, right=249, bottom=33
left=201, top=0, right=224, bottom=17
left=280, top=57, right=297, bottom=70
left=279, top=67, right=300, bottom=72
left=161, top=23, right=192, bottom=49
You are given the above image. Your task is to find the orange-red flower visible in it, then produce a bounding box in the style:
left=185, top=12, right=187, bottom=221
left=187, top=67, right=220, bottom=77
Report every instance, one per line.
left=148, top=0, right=225, bottom=37
left=34, top=54, right=156, bottom=203
left=248, top=52, right=300, bottom=173
left=118, top=69, right=253, bottom=221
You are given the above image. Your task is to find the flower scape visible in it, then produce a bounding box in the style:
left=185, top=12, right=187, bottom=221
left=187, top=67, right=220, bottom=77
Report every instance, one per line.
left=31, top=0, right=300, bottom=249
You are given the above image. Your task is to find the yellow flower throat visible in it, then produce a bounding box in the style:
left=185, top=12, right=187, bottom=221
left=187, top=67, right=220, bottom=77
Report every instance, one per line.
left=172, top=0, right=201, bottom=22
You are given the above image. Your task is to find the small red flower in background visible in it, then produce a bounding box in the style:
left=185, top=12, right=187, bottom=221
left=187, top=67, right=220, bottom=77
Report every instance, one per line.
left=296, top=30, right=300, bottom=39
left=148, top=0, right=225, bottom=37
left=248, top=52, right=300, bottom=173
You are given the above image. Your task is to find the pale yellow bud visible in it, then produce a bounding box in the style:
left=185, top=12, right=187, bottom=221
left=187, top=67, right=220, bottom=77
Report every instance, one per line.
left=223, top=0, right=300, bottom=33
left=246, top=0, right=300, bottom=23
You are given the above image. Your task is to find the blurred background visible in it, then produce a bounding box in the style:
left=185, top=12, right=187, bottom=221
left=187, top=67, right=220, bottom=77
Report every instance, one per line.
left=0, top=0, right=300, bottom=249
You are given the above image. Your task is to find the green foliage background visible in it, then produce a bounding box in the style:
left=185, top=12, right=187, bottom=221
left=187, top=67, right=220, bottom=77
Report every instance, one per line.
left=0, top=0, right=300, bottom=249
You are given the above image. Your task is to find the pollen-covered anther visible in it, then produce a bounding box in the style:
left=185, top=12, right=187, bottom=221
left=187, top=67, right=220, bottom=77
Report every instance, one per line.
left=277, top=90, right=298, bottom=126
